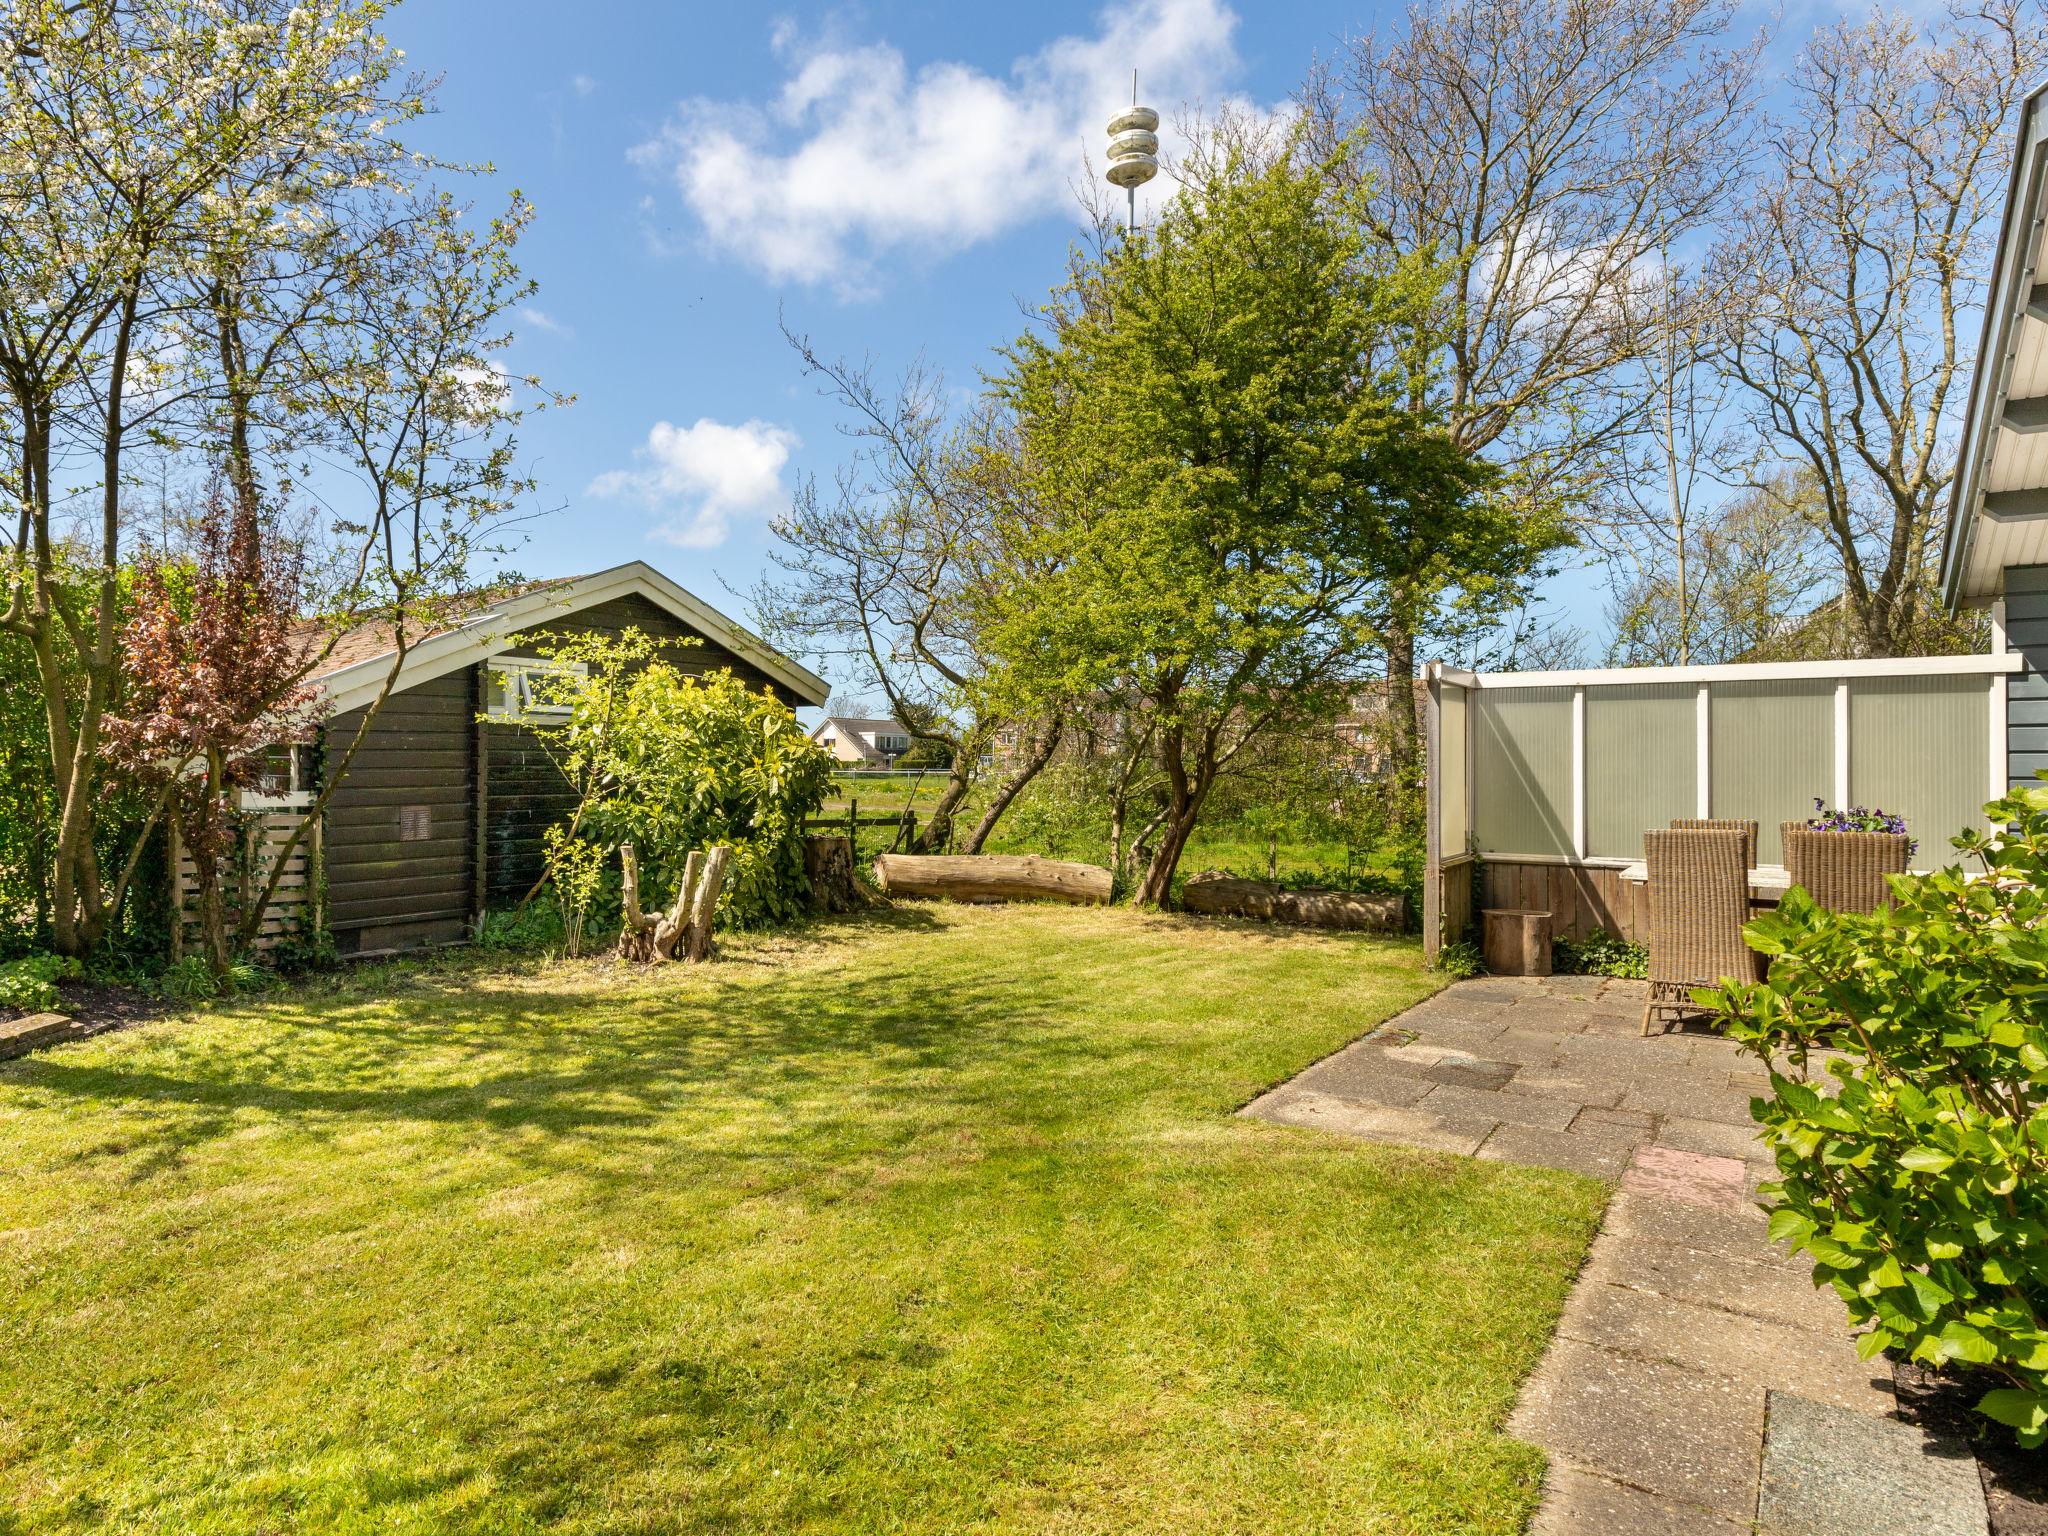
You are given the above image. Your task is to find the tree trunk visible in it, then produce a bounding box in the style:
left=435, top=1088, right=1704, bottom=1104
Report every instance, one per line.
left=803, top=835, right=865, bottom=913
left=960, top=718, right=1063, bottom=854
left=1383, top=622, right=1418, bottom=837
left=618, top=842, right=733, bottom=962
left=913, top=754, right=975, bottom=853
left=1132, top=807, right=1201, bottom=907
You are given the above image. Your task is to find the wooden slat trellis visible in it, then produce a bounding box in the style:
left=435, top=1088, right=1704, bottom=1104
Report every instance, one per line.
left=169, top=797, right=320, bottom=958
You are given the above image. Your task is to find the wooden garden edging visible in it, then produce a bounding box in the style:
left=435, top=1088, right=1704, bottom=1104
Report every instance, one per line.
left=872, top=853, right=1112, bottom=906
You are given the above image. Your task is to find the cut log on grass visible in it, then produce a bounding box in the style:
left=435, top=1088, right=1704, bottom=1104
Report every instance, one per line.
left=803, top=835, right=867, bottom=914
left=619, top=842, right=734, bottom=962
left=872, top=853, right=1112, bottom=906
left=1181, top=874, right=1405, bottom=933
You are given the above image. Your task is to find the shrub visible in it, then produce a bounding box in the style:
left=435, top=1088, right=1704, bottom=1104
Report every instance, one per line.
left=516, top=630, right=835, bottom=932
left=1432, top=940, right=1484, bottom=980
left=0, top=954, right=82, bottom=1013
left=475, top=902, right=567, bottom=954
left=1553, top=928, right=1647, bottom=979
left=1709, top=779, right=2048, bottom=1446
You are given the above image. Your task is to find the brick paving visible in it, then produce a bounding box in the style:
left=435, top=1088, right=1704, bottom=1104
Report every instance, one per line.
left=1242, top=975, right=1990, bottom=1535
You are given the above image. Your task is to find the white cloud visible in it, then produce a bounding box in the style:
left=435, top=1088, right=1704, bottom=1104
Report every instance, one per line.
left=628, top=0, right=1241, bottom=293
left=519, top=306, right=573, bottom=339
left=570, top=72, right=597, bottom=98
left=587, top=417, right=799, bottom=549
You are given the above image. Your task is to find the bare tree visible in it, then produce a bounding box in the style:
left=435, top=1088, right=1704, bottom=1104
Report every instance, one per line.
left=1713, top=0, right=2046, bottom=657
left=1303, top=0, right=1760, bottom=761
left=758, top=326, right=1064, bottom=853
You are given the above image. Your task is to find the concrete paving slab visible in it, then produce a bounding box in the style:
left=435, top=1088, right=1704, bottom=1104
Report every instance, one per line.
left=1421, top=1057, right=1520, bottom=1091
left=1509, top=1337, right=1765, bottom=1519
left=1575, top=1106, right=1655, bottom=1132
left=1478, top=1123, right=1638, bottom=1179
left=1585, top=1230, right=1850, bottom=1334
left=1556, top=1279, right=1894, bottom=1414
left=1243, top=1089, right=1498, bottom=1155
left=1603, top=1187, right=1768, bottom=1248
left=1621, top=1079, right=1758, bottom=1126
left=1622, top=1146, right=1750, bottom=1210
left=1530, top=1466, right=1747, bottom=1535
left=1294, top=1054, right=1436, bottom=1108
left=1656, top=1114, right=1765, bottom=1162
left=1757, top=1390, right=1987, bottom=1536
left=1502, top=1070, right=1632, bottom=1110
left=1423, top=1080, right=1580, bottom=1131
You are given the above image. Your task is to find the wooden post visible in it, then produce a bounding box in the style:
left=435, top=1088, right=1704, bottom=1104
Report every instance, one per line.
left=472, top=662, right=490, bottom=929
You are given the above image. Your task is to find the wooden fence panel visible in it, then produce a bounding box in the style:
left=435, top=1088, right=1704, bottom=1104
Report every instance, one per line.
left=171, top=805, right=317, bottom=957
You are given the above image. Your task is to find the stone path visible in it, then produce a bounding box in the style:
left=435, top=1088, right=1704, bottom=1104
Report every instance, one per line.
left=1243, top=975, right=1992, bottom=1535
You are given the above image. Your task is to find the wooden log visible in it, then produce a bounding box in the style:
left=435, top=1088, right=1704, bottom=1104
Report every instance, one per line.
left=872, top=853, right=1112, bottom=906
left=1481, top=907, right=1553, bottom=976
left=803, top=835, right=865, bottom=913
left=1180, top=875, right=1406, bottom=933
left=618, top=843, right=661, bottom=963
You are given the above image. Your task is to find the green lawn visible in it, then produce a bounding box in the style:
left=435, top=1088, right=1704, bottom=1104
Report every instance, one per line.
left=0, top=905, right=1603, bottom=1534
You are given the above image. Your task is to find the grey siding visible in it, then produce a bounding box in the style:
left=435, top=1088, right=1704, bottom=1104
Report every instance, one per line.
left=322, top=668, right=478, bottom=954
left=2008, top=565, right=2048, bottom=788
left=484, top=592, right=797, bottom=905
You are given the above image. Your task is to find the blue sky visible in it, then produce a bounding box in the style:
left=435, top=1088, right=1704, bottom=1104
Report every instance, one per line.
left=382, top=0, right=1801, bottom=689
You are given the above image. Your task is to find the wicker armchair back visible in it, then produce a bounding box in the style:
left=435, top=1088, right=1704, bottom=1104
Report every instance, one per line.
left=1780, top=823, right=1910, bottom=915
left=1642, top=827, right=1760, bottom=1035
left=1668, top=818, right=1759, bottom=870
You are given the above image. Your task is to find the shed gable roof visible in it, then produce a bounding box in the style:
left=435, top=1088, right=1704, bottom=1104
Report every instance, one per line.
left=308, top=562, right=828, bottom=713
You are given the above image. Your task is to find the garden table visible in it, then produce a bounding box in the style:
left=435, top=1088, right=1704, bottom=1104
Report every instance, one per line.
left=1618, top=861, right=1791, bottom=904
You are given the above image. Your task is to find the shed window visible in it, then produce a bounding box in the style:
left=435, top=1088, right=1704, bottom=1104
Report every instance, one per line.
left=484, top=657, right=587, bottom=721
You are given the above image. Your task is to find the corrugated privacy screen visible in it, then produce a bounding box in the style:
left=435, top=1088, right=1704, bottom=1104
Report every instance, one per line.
left=1440, top=683, right=1469, bottom=855
left=1586, top=684, right=1697, bottom=859
left=1711, top=680, right=1834, bottom=863
left=1473, top=687, right=1572, bottom=856
left=1849, top=675, right=1989, bottom=867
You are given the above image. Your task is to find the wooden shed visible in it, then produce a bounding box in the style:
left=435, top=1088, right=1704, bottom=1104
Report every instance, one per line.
left=299, top=561, right=828, bottom=956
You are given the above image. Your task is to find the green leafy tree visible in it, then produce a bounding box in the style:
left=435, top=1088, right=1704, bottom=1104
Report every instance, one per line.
left=982, top=132, right=1494, bottom=905
left=505, top=630, right=835, bottom=932
left=1711, top=778, right=2048, bottom=1446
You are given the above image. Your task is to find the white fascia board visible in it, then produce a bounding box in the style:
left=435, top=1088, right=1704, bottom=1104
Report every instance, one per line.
left=313, top=561, right=829, bottom=716
left=1471, top=653, right=2023, bottom=689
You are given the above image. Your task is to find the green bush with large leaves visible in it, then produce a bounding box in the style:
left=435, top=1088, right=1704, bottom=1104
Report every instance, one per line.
left=519, top=630, right=834, bottom=932
left=1709, top=778, right=2048, bottom=1446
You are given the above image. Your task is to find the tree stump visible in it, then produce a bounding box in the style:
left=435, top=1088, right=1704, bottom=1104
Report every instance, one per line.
left=803, top=835, right=866, bottom=913
left=618, top=843, right=734, bottom=963
left=1481, top=908, right=1552, bottom=977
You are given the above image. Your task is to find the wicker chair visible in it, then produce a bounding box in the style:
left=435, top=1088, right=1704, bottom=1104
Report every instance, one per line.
left=1642, top=827, right=1761, bottom=1036
left=1668, top=818, right=1759, bottom=870
left=1780, top=822, right=1910, bottom=914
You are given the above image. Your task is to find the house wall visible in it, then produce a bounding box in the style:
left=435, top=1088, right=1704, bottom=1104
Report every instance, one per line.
left=321, top=669, right=477, bottom=955
left=2007, top=565, right=2048, bottom=787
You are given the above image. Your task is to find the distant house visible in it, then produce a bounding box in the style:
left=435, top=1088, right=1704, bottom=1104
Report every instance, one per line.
left=286, top=561, right=827, bottom=956
left=809, top=716, right=913, bottom=766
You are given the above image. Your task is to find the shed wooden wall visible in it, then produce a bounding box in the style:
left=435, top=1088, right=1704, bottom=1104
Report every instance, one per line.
left=322, top=669, right=477, bottom=955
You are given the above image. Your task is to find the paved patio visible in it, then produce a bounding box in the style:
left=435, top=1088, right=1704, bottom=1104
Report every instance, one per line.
left=1243, top=975, right=1992, bottom=1535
